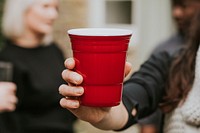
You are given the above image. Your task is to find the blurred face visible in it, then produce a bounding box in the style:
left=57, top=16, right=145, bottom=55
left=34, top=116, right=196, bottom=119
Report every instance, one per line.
left=25, top=0, right=58, bottom=35
left=171, top=0, right=200, bottom=35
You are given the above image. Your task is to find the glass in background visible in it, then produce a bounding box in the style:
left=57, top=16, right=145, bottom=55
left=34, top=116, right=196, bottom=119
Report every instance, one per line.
left=0, top=61, right=13, bottom=81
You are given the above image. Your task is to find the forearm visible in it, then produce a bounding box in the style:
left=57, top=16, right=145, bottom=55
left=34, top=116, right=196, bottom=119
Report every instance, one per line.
left=123, top=52, right=171, bottom=118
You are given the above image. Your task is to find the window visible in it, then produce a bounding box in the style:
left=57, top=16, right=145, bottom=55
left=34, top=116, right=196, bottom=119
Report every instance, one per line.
left=105, top=0, right=132, bottom=24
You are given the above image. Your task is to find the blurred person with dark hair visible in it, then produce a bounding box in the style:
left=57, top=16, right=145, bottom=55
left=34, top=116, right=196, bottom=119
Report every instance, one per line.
left=0, top=0, right=76, bottom=133
left=154, top=0, right=200, bottom=55
left=139, top=0, right=200, bottom=133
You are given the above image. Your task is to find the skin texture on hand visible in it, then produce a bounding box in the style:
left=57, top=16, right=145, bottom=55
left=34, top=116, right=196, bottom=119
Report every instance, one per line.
left=59, top=58, right=133, bottom=130
left=0, top=82, right=17, bottom=112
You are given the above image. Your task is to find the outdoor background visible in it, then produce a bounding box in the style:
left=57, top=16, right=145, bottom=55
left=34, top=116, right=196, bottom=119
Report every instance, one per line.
left=0, top=0, right=176, bottom=133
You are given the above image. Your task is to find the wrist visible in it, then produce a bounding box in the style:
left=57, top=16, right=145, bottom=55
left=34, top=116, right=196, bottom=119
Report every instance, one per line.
left=92, top=102, right=128, bottom=130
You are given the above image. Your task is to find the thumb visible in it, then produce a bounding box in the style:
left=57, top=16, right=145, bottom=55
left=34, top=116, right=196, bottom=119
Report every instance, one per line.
left=125, top=62, right=132, bottom=77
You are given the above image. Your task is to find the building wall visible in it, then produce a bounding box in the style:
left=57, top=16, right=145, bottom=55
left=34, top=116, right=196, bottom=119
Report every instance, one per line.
left=53, top=0, right=89, bottom=58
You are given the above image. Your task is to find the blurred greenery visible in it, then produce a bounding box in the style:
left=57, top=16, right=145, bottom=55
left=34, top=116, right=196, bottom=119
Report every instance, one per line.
left=0, top=0, right=5, bottom=47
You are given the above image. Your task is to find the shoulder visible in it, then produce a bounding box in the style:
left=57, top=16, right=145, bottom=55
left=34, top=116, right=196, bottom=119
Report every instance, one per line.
left=146, top=51, right=174, bottom=67
left=153, top=34, right=184, bottom=55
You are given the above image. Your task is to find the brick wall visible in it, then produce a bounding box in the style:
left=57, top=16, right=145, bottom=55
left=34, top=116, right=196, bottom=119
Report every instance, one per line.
left=53, top=0, right=89, bottom=58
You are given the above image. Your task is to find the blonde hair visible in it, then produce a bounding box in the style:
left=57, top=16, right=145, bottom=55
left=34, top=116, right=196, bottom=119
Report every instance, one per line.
left=2, top=0, right=53, bottom=44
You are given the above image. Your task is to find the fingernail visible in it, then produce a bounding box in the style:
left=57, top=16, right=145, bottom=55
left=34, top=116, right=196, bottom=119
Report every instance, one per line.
left=74, top=75, right=81, bottom=84
left=72, top=101, right=79, bottom=108
left=76, top=87, right=83, bottom=94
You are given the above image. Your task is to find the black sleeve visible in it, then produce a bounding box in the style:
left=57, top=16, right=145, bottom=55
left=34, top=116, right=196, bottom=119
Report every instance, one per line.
left=120, top=51, right=173, bottom=130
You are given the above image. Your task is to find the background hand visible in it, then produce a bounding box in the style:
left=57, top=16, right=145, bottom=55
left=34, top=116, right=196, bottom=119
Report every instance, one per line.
left=0, top=82, right=17, bottom=112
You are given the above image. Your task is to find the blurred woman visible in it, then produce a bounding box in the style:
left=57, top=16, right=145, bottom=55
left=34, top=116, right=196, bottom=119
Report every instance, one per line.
left=0, top=0, right=76, bottom=133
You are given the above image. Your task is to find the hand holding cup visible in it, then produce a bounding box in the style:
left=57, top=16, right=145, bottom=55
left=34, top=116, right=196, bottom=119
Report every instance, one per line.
left=0, top=82, right=17, bottom=112
left=0, top=61, right=17, bottom=112
left=59, top=58, right=132, bottom=128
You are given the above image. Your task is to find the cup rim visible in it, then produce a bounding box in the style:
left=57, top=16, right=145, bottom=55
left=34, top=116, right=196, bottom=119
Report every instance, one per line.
left=67, top=28, right=132, bottom=36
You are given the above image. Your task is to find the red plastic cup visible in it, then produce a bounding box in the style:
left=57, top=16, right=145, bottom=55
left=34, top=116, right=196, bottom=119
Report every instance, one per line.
left=68, top=28, right=132, bottom=107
